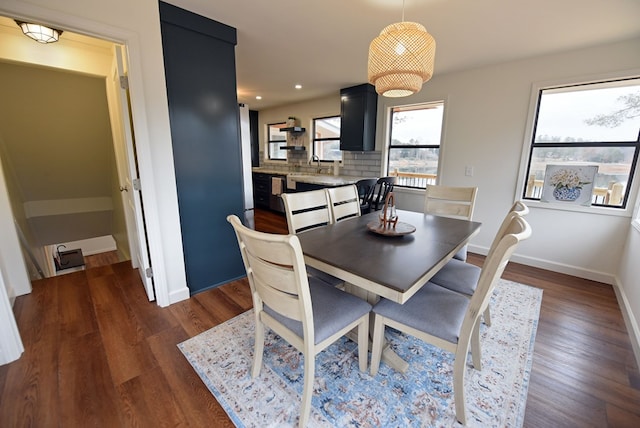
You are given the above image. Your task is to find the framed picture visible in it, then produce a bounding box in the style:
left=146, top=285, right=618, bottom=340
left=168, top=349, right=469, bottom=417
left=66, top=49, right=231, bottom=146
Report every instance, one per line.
left=540, top=165, right=598, bottom=206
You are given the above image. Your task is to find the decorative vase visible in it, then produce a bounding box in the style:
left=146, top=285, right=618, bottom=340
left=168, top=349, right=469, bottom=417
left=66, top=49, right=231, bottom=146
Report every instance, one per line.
left=553, top=186, right=581, bottom=201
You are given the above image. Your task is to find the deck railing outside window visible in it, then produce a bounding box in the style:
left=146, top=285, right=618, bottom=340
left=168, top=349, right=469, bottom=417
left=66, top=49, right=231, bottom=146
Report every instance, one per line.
left=390, top=170, right=437, bottom=188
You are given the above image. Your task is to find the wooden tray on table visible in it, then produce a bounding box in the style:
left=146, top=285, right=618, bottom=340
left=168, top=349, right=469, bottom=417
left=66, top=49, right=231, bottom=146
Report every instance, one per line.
left=366, top=220, right=416, bottom=236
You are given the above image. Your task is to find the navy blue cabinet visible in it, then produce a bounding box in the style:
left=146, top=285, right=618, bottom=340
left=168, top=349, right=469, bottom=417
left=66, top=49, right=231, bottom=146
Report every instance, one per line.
left=340, top=84, right=378, bottom=151
left=160, top=2, right=245, bottom=294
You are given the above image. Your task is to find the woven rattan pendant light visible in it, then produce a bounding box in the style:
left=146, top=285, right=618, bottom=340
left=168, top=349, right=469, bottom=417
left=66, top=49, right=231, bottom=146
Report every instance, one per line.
left=368, top=1, right=436, bottom=97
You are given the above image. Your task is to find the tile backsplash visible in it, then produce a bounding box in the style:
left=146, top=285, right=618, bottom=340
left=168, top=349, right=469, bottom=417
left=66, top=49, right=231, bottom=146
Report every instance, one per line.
left=258, top=150, right=382, bottom=177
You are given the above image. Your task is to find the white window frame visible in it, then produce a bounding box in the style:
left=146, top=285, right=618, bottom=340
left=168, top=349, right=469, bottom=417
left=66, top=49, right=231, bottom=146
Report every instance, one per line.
left=384, top=101, right=445, bottom=189
left=515, top=71, right=640, bottom=218
left=312, top=116, right=342, bottom=162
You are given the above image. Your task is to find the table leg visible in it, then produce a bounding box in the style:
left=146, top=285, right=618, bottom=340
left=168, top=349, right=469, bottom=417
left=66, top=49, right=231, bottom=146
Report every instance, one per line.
left=344, top=283, right=409, bottom=373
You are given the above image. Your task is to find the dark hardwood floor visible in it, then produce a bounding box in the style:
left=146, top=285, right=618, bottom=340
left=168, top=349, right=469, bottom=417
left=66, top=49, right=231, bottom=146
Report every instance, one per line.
left=1, top=208, right=638, bottom=427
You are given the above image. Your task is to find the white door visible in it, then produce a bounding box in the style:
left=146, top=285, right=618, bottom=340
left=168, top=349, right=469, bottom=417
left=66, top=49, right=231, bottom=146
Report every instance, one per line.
left=112, top=45, right=155, bottom=301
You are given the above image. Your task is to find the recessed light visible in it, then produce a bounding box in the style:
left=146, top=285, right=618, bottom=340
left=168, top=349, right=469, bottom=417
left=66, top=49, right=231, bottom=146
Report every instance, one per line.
left=255, top=96, right=262, bottom=100
left=295, top=84, right=302, bottom=89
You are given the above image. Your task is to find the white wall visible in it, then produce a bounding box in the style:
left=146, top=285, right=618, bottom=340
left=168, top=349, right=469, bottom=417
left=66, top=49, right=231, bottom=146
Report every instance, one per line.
left=0, top=0, right=188, bottom=306
left=617, top=219, right=640, bottom=367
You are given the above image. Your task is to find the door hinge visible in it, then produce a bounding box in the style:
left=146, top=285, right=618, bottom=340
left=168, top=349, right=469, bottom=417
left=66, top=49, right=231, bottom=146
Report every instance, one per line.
left=145, top=267, right=153, bottom=278
left=132, top=178, right=141, bottom=191
left=119, top=75, right=129, bottom=90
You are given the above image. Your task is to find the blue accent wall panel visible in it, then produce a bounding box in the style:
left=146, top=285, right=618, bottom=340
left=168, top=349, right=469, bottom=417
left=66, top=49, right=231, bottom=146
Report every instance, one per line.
left=159, top=2, right=245, bottom=294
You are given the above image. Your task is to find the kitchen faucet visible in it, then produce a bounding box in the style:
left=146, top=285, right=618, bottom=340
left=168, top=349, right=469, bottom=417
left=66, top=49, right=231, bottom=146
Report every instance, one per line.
left=310, top=155, right=322, bottom=173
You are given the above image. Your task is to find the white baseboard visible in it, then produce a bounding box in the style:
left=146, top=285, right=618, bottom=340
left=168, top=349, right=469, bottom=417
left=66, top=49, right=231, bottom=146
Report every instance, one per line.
left=468, top=244, right=616, bottom=285
left=613, top=276, right=640, bottom=372
left=168, top=286, right=190, bottom=307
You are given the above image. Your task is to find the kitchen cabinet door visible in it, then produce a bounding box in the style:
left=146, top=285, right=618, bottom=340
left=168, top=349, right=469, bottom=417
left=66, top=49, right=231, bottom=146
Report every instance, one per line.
left=340, top=84, right=378, bottom=151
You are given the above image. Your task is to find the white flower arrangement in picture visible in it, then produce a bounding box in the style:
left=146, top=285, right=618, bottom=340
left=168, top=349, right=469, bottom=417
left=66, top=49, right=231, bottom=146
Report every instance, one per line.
left=541, top=165, right=598, bottom=206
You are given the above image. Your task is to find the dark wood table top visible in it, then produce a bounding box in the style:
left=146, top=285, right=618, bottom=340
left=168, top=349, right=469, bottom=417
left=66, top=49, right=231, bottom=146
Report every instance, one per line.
left=297, top=209, right=481, bottom=303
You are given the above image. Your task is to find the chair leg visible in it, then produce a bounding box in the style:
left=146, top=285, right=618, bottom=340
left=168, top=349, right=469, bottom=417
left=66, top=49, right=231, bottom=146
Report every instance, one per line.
left=453, top=346, right=468, bottom=425
left=483, top=305, right=492, bottom=326
left=357, top=315, right=369, bottom=372
left=370, top=314, right=385, bottom=376
left=471, top=320, right=482, bottom=370
left=299, top=350, right=315, bottom=428
left=251, top=320, right=265, bottom=378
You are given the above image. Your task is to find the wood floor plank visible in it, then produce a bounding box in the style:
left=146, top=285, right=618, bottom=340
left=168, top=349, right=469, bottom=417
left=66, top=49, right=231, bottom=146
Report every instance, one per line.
left=606, top=403, right=640, bottom=428
left=56, top=270, right=97, bottom=338
left=116, top=366, right=186, bottom=427
left=168, top=297, right=221, bottom=338
left=88, top=273, right=158, bottom=385
left=216, top=276, right=253, bottom=311
left=0, top=277, right=61, bottom=426
left=111, top=261, right=180, bottom=337
left=193, top=286, right=249, bottom=325
left=146, top=325, right=236, bottom=427
left=58, top=332, right=124, bottom=427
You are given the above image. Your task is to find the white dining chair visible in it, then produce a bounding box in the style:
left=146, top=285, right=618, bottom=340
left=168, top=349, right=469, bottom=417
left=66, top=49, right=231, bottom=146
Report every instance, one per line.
left=326, top=184, right=361, bottom=222
left=281, top=189, right=343, bottom=287
left=424, top=184, right=478, bottom=261
left=370, top=214, right=531, bottom=425
left=227, top=215, right=371, bottom=428
left=282, top=189, right=333, bottom=233
left=430, top=201, right=529, bottom=326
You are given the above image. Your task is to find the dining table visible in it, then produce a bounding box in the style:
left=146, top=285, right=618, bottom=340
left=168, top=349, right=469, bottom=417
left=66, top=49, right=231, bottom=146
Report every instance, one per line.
left=297, top=209, right=482, bottom=372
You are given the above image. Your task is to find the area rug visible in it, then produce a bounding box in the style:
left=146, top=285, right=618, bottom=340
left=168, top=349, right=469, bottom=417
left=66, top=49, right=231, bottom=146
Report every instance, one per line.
left=178, top=279, right=542, bottom=427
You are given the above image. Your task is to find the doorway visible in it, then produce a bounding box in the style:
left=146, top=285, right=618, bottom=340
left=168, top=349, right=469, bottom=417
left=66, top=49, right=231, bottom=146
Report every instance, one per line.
left=0, top=15, right=153, bottom=298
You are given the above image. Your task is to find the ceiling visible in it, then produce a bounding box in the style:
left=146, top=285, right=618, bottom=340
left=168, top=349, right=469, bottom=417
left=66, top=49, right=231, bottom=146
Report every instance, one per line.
left=168, top=0, right=640, bottom=110
left=2, top=1, right=639, bottom=111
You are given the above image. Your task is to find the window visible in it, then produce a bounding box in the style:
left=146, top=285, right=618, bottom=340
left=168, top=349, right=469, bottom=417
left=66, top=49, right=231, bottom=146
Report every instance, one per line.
left=313, top=116, right=341, bottom=161
left=386, top=102, right=443, bottom=189
left=267, top=123, right=287, bottom=160
left=523, top=78, right=640, bottom=208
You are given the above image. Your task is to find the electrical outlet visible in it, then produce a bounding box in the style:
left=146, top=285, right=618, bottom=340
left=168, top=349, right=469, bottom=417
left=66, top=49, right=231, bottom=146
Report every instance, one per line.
left=465, top=166, right=474, bottom=177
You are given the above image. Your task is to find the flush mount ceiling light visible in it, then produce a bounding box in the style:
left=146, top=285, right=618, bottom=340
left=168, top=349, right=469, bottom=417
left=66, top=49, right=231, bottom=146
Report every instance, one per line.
left=367, top=0, right=436, bottom=97
left=15, top=20, right=63, bottom=44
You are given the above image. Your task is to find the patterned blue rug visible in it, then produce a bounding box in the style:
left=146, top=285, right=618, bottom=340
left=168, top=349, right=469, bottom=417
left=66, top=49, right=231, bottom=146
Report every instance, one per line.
left=178, top=279, right=542, bottom=427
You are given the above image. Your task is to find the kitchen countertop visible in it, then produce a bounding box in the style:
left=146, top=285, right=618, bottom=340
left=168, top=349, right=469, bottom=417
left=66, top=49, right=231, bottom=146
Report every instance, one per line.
left=252, top=167, right=371, bottom=187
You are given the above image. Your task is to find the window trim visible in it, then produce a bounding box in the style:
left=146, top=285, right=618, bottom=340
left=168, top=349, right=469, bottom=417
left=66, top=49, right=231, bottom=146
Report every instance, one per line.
left=385, top=101, right=444, bottom=190
left=267, top=122, right=287, bottom=161
left=312, top=115, right=342, bottom=162
left=515, top=71, right=640, bottom=217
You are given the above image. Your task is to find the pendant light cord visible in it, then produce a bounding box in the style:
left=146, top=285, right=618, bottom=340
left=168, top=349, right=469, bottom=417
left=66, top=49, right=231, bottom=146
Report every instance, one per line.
left=402, top=0, right=405, bottom=22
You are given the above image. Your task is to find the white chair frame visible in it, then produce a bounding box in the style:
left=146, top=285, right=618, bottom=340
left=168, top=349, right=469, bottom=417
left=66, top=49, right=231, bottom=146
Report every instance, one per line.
left=370, top=214, right=532, bottom=425
left=326, top=184, right=361, bottom=222
left=227, top=215, right=370, bottom=427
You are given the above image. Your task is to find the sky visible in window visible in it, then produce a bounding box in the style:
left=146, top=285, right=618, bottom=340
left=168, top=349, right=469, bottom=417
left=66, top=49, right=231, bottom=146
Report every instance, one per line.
left=536, top=84, right=640, bottom=142
left=391, top=105, right=443, bottom=145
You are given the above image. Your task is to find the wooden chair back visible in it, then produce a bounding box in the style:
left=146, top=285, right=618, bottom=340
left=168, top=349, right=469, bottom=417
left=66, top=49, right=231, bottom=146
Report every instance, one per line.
left=227, top=215, right=314, bottom=351
left=355, top=178, right=378, bottom=214
left=371, top=176, right=396, bottom=211
left=424, top=184, right=478, bottom=220
left=281, top=189, right=333, bottom=234
left=326, top=185, right=361, bottom=222
left=464, top=215, right=531, bottom=333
